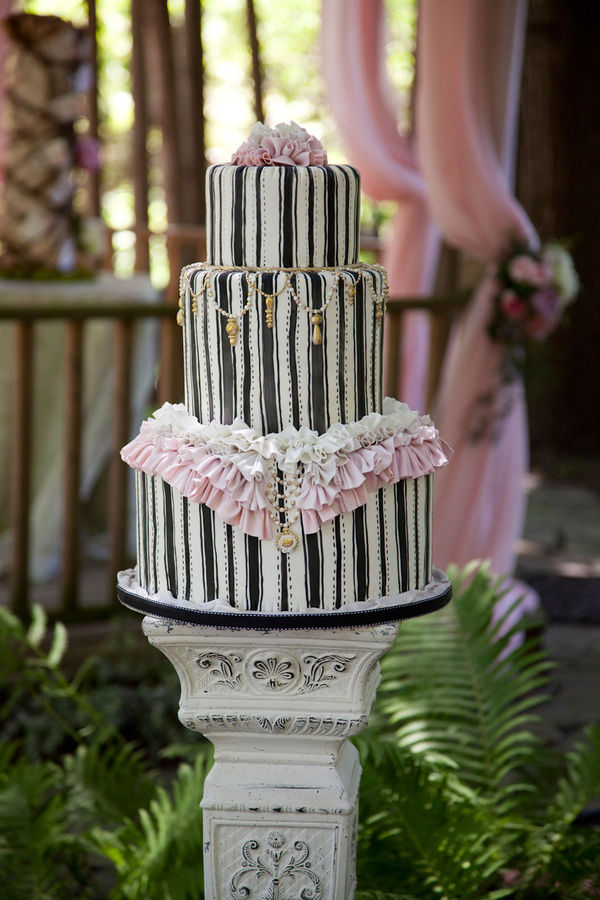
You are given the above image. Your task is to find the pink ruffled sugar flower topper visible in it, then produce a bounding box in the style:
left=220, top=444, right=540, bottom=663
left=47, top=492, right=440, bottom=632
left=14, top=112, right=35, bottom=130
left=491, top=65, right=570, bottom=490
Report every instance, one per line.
left=231, top=121, right=328, bottom=167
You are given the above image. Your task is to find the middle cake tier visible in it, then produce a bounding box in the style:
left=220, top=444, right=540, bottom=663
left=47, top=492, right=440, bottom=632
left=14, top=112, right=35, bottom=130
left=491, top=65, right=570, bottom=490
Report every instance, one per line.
left=180, top=262, right=387, bottom=432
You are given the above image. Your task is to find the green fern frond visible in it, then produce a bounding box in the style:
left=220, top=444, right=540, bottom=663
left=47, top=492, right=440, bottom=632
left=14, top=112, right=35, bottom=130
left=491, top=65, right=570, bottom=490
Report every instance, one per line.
left=356, top=735, right=514, bottom=899
left=62, top=738, right=156, bottom=828
left=376, top=567, right=552, bottom=812
left=0, top=754, right=95, bottom=899
left=549, top=724, right=600, bottom=828
left=95, top=748, right=211, bottom=899
left=519, top=724, right=600, bottom=886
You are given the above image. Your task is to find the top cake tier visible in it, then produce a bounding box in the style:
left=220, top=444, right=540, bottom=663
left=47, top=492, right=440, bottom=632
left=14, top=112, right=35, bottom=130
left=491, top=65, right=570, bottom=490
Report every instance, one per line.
left=206, top=164, right=361, bottom=269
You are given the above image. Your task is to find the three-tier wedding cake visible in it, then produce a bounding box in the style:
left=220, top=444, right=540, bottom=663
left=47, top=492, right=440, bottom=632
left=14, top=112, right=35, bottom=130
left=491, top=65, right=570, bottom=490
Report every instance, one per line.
left=119, top=124, right=451, bottom=620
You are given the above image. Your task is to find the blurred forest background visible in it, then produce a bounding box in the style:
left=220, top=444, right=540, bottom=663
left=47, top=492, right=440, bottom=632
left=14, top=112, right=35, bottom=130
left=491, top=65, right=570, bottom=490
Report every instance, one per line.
left=22, top=0, right=600, bottom=475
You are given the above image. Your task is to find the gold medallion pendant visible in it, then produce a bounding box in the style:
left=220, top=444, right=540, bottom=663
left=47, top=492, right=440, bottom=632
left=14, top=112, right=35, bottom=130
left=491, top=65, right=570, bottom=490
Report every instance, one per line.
left=275, top=527, right=299, bottom=554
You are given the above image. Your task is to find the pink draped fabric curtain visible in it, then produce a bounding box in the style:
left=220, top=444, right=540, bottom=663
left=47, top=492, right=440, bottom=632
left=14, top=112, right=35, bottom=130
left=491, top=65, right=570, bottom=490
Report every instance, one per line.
left=321, top=0, right=440, bottom=411
left=322, top=0, right=539, bottom=607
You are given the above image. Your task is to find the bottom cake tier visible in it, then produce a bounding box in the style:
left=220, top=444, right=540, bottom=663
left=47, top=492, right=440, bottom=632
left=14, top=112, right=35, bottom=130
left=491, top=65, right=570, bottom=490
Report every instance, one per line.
left=134, top=471, right=433, bottom=612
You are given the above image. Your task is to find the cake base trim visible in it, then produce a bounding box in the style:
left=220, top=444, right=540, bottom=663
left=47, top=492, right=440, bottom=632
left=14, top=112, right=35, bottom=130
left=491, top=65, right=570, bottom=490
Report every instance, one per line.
left=117, top=568, right=451, bottom=630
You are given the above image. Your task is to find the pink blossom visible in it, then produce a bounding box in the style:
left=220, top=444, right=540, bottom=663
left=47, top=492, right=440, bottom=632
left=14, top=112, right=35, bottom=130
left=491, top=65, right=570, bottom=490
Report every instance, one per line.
left=508, top=254, right=549, bottom=286
left=500, top=289, right=527, bottom=320
left=525, top=287, right=561, bottom=339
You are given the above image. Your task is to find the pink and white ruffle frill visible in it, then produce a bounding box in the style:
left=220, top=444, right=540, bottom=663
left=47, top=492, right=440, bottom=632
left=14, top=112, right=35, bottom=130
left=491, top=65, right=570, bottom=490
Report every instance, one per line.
left=121, top=401, right=452, bottom=541
left=231, top=121, right=328, bottom=167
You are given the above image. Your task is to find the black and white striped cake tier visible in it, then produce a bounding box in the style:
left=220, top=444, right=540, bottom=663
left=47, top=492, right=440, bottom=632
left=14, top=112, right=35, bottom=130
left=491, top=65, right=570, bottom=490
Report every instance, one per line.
left=180, top=262, right=387, bottom=433
left=134, top=470, right=433, bottom=613
left=206, top=164, right=361, bottom=269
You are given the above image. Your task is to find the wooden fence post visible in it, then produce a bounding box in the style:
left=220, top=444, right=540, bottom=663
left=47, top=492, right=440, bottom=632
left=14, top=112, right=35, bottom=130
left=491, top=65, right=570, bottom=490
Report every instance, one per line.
left=10, top=321, right=34, bottom=618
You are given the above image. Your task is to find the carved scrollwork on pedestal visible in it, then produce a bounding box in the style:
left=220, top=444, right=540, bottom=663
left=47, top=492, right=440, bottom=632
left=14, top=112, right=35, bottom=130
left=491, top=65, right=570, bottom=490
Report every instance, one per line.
left=196, top=652, right=243, bottom=689
left=298, top=654, right=356, bottom=693
left=229, top=831, right=321, bottom=900
left=193, top=647, right=357, bottom=696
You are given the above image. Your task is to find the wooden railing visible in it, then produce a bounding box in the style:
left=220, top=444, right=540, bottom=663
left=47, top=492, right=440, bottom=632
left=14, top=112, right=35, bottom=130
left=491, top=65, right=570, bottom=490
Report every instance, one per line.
left=2, top=299, right=175, bottom=621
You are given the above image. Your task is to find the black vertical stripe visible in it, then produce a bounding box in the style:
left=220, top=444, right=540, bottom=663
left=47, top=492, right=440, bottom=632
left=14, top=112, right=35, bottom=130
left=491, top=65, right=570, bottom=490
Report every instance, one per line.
left=307, top=167, right=315, bottom=266
left=305, top=531, right=321, bottom=608
left=139, top=472, right=148, bottom=590
left=398, top=480, right=409, bottom=591
left=369, top=272, right=378, bottom=411
left=163, top=482, right=177, bottom=597
left=188, top=274, right=201, bottom=419
left=308, top=272, right=325, bottom=433
left=378, top=490, right=387, bottom=596
left=182, top=496, right=190, bottom=601
left=320, top=273, right=330, bottom=430
left=282, top=168, right=294, bottom=267
left=225, top=524, right=235, bottom=603
left=197, top=501, right=208, bottom=600
left=352, top=166, right=360, bottom=262
left=333, top=517, right=343, bottom=609
left=426, top=475, right=432, bottom=582
left=414, top=479, right=420, bottom=587
left=255, top=167, right=262, bottom=264
left=241, top=277, right=252, bottom=422
left=214, top=273, right=227, bottom=422
left=246, top=535, right=260, bottom=610
left=208, top=169, right=216, bottom=263
left=280, top=550, right=288, bottom=612
left=202, top=275, right=214, bottom=421
left=259, top=272, right=278, bottom=433
left=377, top=273, right=384, bottom=409
left=337, top=280, right=346, bottom=419
left=232, top=166, right=245, bottom=265
left=278, top=168, right=284, bottom=266
left=354, top=506, right=367, bottom=602
left=201, top=504, right=217, bottom=600
left=150, top=476, right=158, bottom=594
left=340, top=166, right=350, bottom=264
left=273, top=276, right=284, bottom=431
left=325, top=167, right=337, bottom=266
left=219, top=272, right=236, bottom=424
left=288, top=289, right=300, bottom=427
left=354, top=277, right=366, bottom=419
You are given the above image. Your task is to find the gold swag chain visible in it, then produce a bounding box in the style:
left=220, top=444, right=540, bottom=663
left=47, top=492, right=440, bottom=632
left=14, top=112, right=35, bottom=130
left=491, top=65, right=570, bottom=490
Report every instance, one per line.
left=177, top=262, right=388, bottom=346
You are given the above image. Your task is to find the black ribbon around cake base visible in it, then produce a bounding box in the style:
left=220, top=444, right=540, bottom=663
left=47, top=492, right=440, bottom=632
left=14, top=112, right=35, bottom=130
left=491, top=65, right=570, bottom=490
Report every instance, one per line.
left=117, top=571, right=451, bottom=631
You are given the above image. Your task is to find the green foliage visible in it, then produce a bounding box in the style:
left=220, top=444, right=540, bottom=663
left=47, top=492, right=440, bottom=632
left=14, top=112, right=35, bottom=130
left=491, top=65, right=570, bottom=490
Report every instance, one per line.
left=94, top=750, right=211, bottom=899
left=354, top=566, right=600, bottom=897
left=374, top=564, right=554, bottom=812
left=0, top=570, right=599, bottom=898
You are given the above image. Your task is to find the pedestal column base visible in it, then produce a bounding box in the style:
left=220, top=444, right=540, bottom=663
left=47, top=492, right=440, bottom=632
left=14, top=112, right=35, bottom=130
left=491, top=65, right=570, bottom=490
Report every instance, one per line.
left=142, top=617, right=399, bottom=900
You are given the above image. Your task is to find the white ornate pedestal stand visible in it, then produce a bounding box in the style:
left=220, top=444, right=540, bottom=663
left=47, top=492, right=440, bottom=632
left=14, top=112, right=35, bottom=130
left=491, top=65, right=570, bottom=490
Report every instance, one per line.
left=142, top=616, right=398, bottom=899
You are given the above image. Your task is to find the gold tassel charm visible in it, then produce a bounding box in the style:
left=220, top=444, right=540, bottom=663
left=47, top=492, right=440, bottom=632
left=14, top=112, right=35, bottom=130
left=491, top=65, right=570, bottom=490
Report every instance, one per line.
left=176, top=308, right=184, bottom=327
left=311, top=312, right=323, bottom=345
left=225, top=316, right=239, bottom=346
left=348, top=283, right=356, bottom=305
left=265, top=295, right=274, bottom=328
